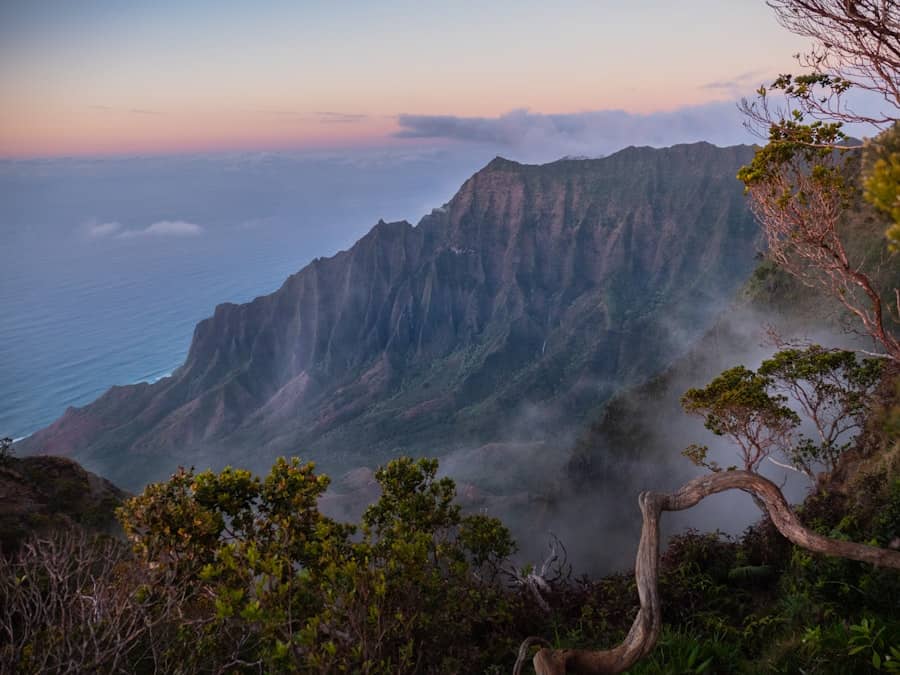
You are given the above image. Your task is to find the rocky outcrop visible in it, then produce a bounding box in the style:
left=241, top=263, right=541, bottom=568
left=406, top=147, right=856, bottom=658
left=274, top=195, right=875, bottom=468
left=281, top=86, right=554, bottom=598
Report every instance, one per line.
left=0, top=455, right=127, bottom=553
left=19, top=143, right=760, bottom=489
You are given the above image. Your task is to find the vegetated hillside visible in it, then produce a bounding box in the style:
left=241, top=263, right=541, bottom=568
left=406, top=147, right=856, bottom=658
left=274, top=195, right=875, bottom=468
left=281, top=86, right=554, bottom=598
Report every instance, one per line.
left=541, top=187, right=900, bottom=573
left=2, top=369, right=896, bottom=674
left=566, top=190, right=900, bottom=496
left=0, top=453, right=126, bottom=554
left=548, top=367, right=900, bottom=674
left=19, top=142, right=759, bottom=491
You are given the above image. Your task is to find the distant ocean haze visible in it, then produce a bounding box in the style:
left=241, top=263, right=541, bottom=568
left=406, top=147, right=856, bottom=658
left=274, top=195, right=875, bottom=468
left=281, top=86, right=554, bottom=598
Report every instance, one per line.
left=0, top=147, right=492, bottom=440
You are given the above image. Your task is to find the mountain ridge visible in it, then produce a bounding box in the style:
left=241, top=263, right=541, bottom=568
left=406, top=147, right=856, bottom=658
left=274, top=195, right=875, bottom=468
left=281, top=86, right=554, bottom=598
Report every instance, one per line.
left=19, top=142, right=761, bottom=489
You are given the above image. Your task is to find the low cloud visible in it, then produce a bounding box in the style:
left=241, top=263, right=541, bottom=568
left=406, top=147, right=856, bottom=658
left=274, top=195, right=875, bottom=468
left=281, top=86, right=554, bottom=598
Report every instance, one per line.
left=87, top=221, right=123, bottom=237
left=88, top=220, right=204, bottom=239
left=394, top=102, right=754, bottom=161
left=316, top=111, right=368, bottom=124
left=118, top=220, right=204, bottom=238
left=700, top=69, right=769, bottom=95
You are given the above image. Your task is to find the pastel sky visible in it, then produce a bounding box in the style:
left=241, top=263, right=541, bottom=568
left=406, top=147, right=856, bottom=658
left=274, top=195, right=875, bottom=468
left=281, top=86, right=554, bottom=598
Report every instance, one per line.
left=0, top=0, right=809, bottom=158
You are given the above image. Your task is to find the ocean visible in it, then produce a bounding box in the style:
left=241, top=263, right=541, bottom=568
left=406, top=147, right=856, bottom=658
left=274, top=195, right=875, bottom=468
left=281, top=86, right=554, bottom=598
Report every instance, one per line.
left=0, top=147, right=490, bottom=442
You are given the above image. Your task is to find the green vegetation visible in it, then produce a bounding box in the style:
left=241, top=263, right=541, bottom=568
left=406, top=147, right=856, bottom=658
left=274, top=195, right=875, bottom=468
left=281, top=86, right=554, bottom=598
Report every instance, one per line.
left=1, top=361, right=898, bottom=672
left=547, top=360, right=900, bottom=674
left=681, top=365, right=800, bottom=473
left=4, top=5, right=899, bottom=670
left=681, top=348, right=882, bottom=480
left=0, top=453, right=126, bottom=555
left=2, top=457, right=524, bottom=673
left=864, top=123, right=900, bottom=251
left=738, top=0, right=900, bottom=364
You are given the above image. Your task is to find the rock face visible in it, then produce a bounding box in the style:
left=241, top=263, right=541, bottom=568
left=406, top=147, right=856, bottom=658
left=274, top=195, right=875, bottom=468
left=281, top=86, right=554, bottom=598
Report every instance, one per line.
left=20, top=143, right=760, bottom=489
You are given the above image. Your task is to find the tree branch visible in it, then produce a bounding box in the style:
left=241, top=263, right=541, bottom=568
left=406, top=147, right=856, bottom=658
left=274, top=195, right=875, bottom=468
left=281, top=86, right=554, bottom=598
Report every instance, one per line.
left=515, top=470, right=900, bottom=674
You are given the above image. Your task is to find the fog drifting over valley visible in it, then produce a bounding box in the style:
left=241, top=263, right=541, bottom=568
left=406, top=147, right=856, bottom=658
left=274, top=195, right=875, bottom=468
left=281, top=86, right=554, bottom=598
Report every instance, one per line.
left=384, top=299, right=875, bottom=576
left=4, top=117, right=880, bottom=578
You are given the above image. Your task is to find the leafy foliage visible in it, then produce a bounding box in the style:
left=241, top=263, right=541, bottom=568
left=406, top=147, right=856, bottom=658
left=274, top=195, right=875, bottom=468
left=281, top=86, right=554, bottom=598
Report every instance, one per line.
left=3, top=367, right=900, bottom=673
left=864, top=123, right=900, bottom=251
left=758, top=346, right=882, bottom=477
left=114, top=456, right=517, bottom=673
left=681, top=365, right=799, bottom=472
left=737, top=1, right=900, bottom=362
left=682, top=348, right=881, bottom=481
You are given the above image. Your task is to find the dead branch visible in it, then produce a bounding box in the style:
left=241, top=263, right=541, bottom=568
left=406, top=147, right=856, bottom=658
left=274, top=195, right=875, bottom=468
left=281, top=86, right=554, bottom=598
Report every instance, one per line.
left=768, top=455, right=815, bottom=479
left=0, top=529, right=197, bottom=674
left=516, top=469, right=900, bottom=674
left=506, top=535, right=572, bottom=614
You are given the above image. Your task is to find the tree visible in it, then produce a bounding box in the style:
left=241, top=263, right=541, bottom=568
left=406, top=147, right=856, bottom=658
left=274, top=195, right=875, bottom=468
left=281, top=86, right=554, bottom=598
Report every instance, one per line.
left=737, top=131, right=900, bottom=361
left=738, top=1, right=900, bottom=361
left=337, top=457, right=515, bottom=672
left=117, top=456, right=515, bottom=674
left=745, top=1, right=899, bottom=130
left=863, top=121, right=900, bottom=250
left=118, top=458, right=355, bottom=672
left=515, top=466, right=900, bottom=675
left=758, top=345, right=882, bottom=478
left=516, top=358, right=900, bottom=674
left=680, top=349, right=881, bottom=482
left=681, top=366, right=800, bottom=473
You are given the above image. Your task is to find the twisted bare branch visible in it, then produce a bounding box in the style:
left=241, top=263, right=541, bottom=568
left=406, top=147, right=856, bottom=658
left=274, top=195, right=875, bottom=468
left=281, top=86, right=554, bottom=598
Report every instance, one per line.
left=506, top=534, right=572, bottom=614
left=516, top=470, right=900, bottom=674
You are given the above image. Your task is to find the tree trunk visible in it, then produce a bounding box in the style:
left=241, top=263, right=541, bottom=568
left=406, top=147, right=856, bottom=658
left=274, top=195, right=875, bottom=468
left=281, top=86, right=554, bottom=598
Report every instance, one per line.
left=515, top=470, right=900, bottom=675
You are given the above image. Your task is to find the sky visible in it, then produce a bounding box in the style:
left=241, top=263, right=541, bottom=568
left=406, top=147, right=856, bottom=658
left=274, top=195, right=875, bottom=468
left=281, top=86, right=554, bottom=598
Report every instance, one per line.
left=0, top=0, right=811, bottom=158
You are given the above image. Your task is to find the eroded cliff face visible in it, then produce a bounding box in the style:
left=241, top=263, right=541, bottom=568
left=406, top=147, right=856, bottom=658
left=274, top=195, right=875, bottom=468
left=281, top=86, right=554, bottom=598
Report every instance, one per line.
left=20, top=142, right=759, bottom=489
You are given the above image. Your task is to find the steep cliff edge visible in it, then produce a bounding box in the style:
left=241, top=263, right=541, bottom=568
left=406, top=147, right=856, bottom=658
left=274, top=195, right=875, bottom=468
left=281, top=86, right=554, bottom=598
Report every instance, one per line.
left=19, top=142, right=760, bottom=489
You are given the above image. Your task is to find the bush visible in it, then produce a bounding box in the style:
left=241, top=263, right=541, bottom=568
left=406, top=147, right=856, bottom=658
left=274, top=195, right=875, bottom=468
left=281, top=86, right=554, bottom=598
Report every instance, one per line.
left=116, top=456, right=517, bottom=673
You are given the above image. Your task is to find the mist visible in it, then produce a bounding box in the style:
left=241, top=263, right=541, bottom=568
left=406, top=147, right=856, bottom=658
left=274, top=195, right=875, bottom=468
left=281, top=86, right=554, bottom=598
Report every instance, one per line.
left=6, top=139, right=877, bottom=580
left=312, top=287, right=864, bottom=576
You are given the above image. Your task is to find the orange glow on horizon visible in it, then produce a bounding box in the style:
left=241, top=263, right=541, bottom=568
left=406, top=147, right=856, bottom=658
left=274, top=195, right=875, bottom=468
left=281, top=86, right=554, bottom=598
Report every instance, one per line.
left=0, top=84, right=748, bottom=159
left=0, top=106, right=403, bottom=158
left=0, top=0, right=808, bottom=159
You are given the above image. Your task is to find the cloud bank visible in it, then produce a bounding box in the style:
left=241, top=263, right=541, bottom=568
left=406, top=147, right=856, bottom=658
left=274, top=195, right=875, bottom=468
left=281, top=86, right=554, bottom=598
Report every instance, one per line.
left=395, top=102, right=756, bottom=161
left=87, top=220, right=204, bottom=239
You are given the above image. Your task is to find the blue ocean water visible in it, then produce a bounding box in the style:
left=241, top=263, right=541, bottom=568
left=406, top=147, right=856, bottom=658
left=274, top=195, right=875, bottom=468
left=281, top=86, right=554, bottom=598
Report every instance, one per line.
left=0, top=148, right=490, bottom=441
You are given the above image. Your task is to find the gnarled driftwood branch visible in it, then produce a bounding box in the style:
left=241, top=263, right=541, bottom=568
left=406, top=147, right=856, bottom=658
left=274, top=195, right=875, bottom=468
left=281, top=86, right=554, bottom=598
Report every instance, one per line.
left=514, top=470, right=900, bottom=675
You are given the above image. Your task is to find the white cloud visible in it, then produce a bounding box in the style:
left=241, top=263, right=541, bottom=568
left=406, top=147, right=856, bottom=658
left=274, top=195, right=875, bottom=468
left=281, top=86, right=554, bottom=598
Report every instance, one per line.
left=87, top=221, right=123, bottom=237
left=85, top=219, right=204, bottom=239
left=117, top=220, right=204, bottom=238
left=394, top=102, right=756, bottom=162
